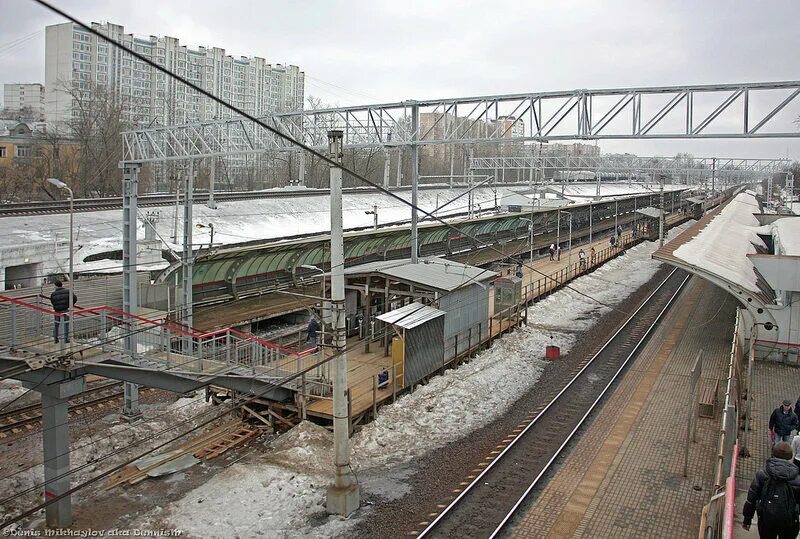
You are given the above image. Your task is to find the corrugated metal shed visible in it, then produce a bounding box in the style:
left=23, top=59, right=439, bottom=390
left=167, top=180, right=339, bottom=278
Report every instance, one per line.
left=377, top=302, right=445, bottom=330
left=344, top=257, right=496, bottom=292
left=636, top=207, right=662, bottom=219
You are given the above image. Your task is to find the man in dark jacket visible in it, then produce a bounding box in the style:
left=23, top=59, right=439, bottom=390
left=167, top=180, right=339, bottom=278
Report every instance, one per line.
left=49, top=280, right=77, bottom=344
left=743, top=442, right=800, bottom=538
left=770, top=400, right=800, bottom=446
left=305, top=313, right=320, bottom=351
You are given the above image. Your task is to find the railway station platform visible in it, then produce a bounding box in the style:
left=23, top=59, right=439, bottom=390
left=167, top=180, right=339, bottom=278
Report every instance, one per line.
left=512, top=277, right=737, bottom=538
left=288, top=225, right=655, bottom=425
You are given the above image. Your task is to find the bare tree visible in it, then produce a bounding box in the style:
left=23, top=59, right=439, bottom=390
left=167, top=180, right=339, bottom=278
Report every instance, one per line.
left=60, top=80, right=132, bottom=196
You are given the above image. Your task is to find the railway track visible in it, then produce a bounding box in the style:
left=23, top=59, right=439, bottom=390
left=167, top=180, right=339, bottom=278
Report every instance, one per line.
left=0, top=183, right=474, bottom=217
left=0, top=381, right=135, bottom=436
left=416, top=268, right=690, bottom=539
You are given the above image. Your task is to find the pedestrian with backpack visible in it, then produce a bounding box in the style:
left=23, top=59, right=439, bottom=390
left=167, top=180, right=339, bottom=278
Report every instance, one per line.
left=743, top=442, right=800, bottom=538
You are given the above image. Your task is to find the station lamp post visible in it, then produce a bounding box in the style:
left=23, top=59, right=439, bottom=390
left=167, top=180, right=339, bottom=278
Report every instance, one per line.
left=47, top=178, right=74, bottom=349
left=195, top=222, right=215, bottom=246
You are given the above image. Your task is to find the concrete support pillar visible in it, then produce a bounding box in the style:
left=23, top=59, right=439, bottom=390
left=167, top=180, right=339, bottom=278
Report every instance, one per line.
left=121, top=162, right=141, bottom=418
left=207, top=159, right=217, bottom=209
left=395, top=148, right=403, bottom=187
left=382, top=149, right=390, bottom=189
left=32, top=376, right=85, bottom=528
left=182, top=161, right=195, bottom=331
left=299, top=152, right=306, bottom=187
left=410, top=102, right=419, bottom=264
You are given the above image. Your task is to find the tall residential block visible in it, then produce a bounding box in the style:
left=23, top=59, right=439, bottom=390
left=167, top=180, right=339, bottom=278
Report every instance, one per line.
left=45, top=21, right=304, bottom=127
left=3, top=84, right=45, bottom=119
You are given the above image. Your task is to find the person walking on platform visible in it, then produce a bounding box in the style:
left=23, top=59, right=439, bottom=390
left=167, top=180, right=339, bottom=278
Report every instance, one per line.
left=609, top=236, right=616, bottom=249
left=743, top=442, right=800, bottom=538
left=578, top=248, right=586, bottom=270
left=305, top=313, right=321, bottom=351
left=617, top=225, right=623, bottom=240
left=549, top=243, right=555, bottom=261
left=49, top=280, right=77, bottom=344
left=590, top=246, right=596, bottom=265
left=771, top=400, right=800, bottom=446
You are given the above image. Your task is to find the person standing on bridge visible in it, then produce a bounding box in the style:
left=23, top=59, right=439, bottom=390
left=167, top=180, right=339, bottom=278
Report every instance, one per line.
left=770, top=400, right=800, bottom=446
left=549, top=243, right=555, bottom=261
left=743, top=442, right=800, bottom=538
left=49, top=280, right=77, bottom=344
left=305, top=313, right=321, bottom=351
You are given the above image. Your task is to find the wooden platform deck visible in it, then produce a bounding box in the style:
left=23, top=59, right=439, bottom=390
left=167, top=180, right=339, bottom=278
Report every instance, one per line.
left=304, top=336, right=394, bottom=420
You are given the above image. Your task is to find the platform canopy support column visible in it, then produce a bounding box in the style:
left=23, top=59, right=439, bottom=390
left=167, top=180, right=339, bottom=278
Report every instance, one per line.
left=121, top=162, right=141, bottom=418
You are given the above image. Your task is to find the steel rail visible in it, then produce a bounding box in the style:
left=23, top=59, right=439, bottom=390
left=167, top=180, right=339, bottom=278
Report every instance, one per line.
left=0, top=381, right=134, bottom=435
left=417, top=268, right=689, bottom=538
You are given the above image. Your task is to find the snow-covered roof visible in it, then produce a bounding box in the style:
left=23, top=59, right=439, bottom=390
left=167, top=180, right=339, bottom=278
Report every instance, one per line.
left=542, top=181, right=687, bottom=202
left=0, top=186, right=506, bottom=275
left=377, top=302, right=445, bottom=329
left=672, top=192, right=767, bottom=293
left=344, top=256, right=496, bottom=292
left=771, top=218, right=800, bottom=256
left=636, top=207, right=662, bottom=219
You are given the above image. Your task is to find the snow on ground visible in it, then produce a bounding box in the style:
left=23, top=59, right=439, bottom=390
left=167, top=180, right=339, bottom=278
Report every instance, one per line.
left=673, top=192, right=766, bottom=293
left=0, top=394, right=214, bottom=528
left=145, top=225, right=689, bottom=538
left=0, top=379, right=27, bottom=406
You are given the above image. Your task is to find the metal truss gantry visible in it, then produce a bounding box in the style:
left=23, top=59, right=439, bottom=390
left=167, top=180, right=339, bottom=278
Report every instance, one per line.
left=122, top=80, right=800, bottom=163
left=469, top=155, right=791, bottom=176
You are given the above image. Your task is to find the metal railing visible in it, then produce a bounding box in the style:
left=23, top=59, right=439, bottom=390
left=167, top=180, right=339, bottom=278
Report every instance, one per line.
left=700, top=313, right=743, bottom=539
left=0, top=294, right=325, bottom=389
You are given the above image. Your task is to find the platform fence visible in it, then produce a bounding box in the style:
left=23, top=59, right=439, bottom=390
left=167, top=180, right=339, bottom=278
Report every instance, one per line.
left=700, top=312, right=743, bottom=539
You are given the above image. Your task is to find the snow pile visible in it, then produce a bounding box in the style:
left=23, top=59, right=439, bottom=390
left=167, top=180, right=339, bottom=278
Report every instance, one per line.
left=771, top=218, right=800, bottom=256
left=673, top=192, right=767, bottom=292
left=155, top=463, right=354, bottom=539
left=0, top=379, right=27, bottom=406
left=266, top=421, right=333, bottom=476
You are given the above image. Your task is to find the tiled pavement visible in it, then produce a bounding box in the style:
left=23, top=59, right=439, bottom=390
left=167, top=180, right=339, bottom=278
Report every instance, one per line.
left=512, top=278, right=737, bottom=538
left=732, top=361, right=800, bottom=538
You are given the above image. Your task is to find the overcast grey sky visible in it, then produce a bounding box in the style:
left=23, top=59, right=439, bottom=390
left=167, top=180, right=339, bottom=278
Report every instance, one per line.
left=2, top=0, right=799, bottom=159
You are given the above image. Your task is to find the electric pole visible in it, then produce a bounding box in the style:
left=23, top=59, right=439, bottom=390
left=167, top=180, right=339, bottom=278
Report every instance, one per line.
left=326, top=130, right=360, bottom=515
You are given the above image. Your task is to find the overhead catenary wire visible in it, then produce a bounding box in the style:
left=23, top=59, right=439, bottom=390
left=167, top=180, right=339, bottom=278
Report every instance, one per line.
left=1, top=0, right=698, bottom=524
left=29, top=0, right=631, bottom=315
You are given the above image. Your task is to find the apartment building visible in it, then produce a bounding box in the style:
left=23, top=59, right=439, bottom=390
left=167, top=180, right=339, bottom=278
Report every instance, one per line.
left=2, top=84, right=45, bottom=119
left=45, top=21, right=305, bottom=127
